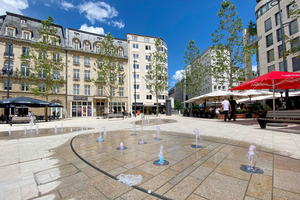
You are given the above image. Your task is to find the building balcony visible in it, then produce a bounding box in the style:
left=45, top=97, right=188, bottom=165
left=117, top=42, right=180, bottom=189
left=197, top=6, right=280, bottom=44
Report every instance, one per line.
left=84, top=77, right=91, bottom=82
left=73, top=61, right=80, bottom=65
left=3, top=52, right=14, bottom=58
left=84, top=62, right=91, bottom=67
left=73, top=77, right=80, bottom=81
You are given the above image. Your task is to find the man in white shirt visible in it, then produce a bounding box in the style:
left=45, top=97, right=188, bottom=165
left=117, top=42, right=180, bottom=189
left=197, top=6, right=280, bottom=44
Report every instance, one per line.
left=222, top=97, right=231, bottom=121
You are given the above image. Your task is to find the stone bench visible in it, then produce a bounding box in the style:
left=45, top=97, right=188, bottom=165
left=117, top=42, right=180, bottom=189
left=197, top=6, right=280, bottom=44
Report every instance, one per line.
left=107, top=113, right=124, bottom=120
left=257, top=110, right=300, bottom=129
left=10, top=116, right=36, bottom=126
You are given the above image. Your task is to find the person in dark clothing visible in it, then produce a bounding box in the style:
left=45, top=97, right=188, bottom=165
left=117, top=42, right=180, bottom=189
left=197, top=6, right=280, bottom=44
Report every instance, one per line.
left=229, top=96, right=237, bottom=121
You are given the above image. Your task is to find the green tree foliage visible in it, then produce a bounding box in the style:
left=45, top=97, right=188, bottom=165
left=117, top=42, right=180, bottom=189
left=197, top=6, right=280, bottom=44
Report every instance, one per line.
left=23, top=16, right=65, bottom=101
left=210, top=0, right=256, bottom=88
left=284, top=1, right=300, bottom=57
left=248, top=20, right=257, bottom=36
left=181, top=40, right=207, bottom=98
left=93, top=32, right=125, bottom=113
left=144, top=38, right=168, bottom=116
left=174, top=99, right=181, bottom=110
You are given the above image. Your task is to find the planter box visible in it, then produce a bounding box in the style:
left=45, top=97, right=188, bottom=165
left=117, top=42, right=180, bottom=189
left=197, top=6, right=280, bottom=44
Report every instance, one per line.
left=217, top=114, right=248, bottom=119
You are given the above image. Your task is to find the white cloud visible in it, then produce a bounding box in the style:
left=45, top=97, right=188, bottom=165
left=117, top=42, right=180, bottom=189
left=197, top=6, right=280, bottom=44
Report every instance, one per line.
left=78, top=1, right=118, bottom=24
left=60, top=0, right=75, bottom=11
left=109, top=20, right=125, bottom=29
left=252, top=65, right=257, bottom=71
left=172, top=70, right=184, bottom=81
left=0, top=0, right=28, bottom=15
left=45, top=3, right=50, bottom=7
left=31, top=0, right=36, bottom=4
left=79, top=23, right=104, bottom=35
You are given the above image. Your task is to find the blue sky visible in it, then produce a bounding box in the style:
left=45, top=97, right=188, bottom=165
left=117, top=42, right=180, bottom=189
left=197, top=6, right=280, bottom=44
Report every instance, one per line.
left=1, top=0, right=258, bottom=87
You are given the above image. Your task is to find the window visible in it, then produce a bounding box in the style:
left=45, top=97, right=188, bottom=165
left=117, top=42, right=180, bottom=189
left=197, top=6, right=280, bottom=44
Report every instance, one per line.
left=146, top=65, right=151, bottom=70
left=21, top=82, right=29, bottom=91
left=261, top=4, right=267, bottom=14
left=287, top=4, right=295, bottom=18
left=96, top=46, right=100, bottom=53
left=74, top=42, right=79, bottom=49
left=275, top=12, right=282, bottom=26
left=21, top=19, right=26, bottom=24
left=145, top=75, right=150, bottom=80
left=84, top=57, right=90, bottom=66
left=146, top=85, right=151, bottom=90
left=84, top=70, right=90, bottom=80
left=118, top=49, right=123, bottom=56
left=145, top=55, right=151, bottom=61
left=38, top=83, right=45, bottom=92
left=4, top=81, right=12, bottom=90
left=21, top=64, right=30, bottom=76
left=53, top=53, right=60, bottom=62
left=133, top=64, right=139, bottom=69
left=133, top=74, right=139, bottom=80
left=133, top=43, right=139, bottom=49
left=278, top=44, right=286, bottom=58
left=5, top=43, right=13, bottom=56
left=146, top=95, right=152, bottom=100
left=38, top=68, right=46, bottom=78
left=266, top=33, right=273, bottom=47
left=214, top=85, right=217, bottom=90
left=134, top=84, right=140, bottom=90
left=119, top=87, right=124, bottom=97
left=279, top=61, right=287, bottom=71
left=7, top=28, right=14, bottom=36
left=145, top=45, right=151, bottom=50
left=74, top=84, right=79, bottom=95
left=22, top=47, right=30, bottom=58
left=133, top=94, right=140, bottom=100
left=111, top=87, right=115, bottom=96
left=53, top=85, right=60, bottom=93
left=24, top=32, right=30, bottom=40
left=291, top=37, right=300, bottom=53
left=84, top=85, right=90, bottom=95
left=267, top=49, right=274, bottom=63
left=158, top=95, right=165, bottom=100
left=73, top=56, right=79, bottom=64
left=53, top=69, right=60, bottom=79
left=39, top=50, right=45, bottom=59
left=218, top=86, right=221, bottom=90
left=119, top=74, right=124, bottom=83
left=133, top=54, right=139, bottom=59
left=265, top=18, right=272, bottom=32
left=117, top=62, right=123, bottom=70
left=292, top=57, right=300, bottom=71
left=85, top=44, right=90, bottom=51
left=276, top=28, right=284, bottom=42
left=98, top=86, right=103, bottom=96
left=132, top=36, right=137, bottom=41
left=144, top=37, right=150, bottom=42
left=290, top=20, right=299, bottom=35
left=268, top=65, right=275, bottom=72
left=222, top=86, right=225, bottom=90
left=73, top=69, right=80, bottom=79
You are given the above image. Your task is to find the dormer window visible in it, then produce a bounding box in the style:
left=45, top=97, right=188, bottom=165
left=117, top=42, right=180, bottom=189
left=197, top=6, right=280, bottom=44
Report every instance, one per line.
left=118, top=49, right=123, bottom=57
left=96, top=46, right=100, bottom=53
left=7, top=29, right=14, bottom=36
left=74, top=42, right=79, bottom=49
left=21, top=19, right=26, bottom=24
left=85, top=43, right=90, bottom=51
left=24, top=32, right=30, bottom=40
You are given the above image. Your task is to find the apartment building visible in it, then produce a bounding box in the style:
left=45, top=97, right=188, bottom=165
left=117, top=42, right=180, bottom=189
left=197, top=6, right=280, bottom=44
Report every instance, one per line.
left=127, top=33, right=168, bottom=114
left=0, top=12, right=168, bottom=117
left=244, top=0, right=300, bottom=76
left=0, top=12, right=66, bottom=117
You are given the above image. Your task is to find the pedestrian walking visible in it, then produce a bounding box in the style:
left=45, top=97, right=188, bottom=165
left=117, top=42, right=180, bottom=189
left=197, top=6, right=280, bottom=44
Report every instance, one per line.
left=222, top=97, right=231, bottom=121
left=229, top=96, right=237, bottom=121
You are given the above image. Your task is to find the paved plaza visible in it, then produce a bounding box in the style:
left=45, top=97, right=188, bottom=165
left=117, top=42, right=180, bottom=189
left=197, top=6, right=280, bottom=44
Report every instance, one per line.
left=0, top=115, right=300, bottom=199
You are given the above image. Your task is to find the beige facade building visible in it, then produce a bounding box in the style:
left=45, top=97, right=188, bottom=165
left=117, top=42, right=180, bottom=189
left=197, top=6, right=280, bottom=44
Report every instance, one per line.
left=0, top=12, right=168, bottom=118
left=245, top=0, right=300, bottom=76
left=127, top=33, right=168, bottom=114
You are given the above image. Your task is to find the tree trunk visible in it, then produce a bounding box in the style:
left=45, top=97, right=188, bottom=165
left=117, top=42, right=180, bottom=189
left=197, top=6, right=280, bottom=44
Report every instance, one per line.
left=156, top=96, right=159, bottom=116
left=45, top=96, right=48, bottom=122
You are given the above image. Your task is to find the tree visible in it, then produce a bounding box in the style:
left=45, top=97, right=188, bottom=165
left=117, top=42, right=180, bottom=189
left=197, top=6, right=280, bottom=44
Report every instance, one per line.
left=144, top=38, right=168, bottom=116
left=181, top=40, right=207, bottom=99
left=283, top=1, right=300, bottom=58
left=93, top=32, right=125, bottom=113
left=210, top=0, right=256, bottom=88
left=24, top=16, right=65, bottom=101
left=174, top=99, right=181, bottom=110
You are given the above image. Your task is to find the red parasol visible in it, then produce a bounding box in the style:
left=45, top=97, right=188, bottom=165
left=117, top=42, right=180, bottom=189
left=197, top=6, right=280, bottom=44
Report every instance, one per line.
left=230, top=71, right=300, bottom=118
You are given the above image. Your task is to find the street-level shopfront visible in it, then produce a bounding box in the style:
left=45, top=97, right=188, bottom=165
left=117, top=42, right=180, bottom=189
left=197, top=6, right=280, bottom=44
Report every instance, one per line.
left=71, top=96, right=93, bottom=117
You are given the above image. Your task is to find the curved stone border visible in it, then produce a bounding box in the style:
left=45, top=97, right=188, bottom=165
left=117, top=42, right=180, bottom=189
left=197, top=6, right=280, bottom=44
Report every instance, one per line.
left=70, top=135, right=171, bottom=200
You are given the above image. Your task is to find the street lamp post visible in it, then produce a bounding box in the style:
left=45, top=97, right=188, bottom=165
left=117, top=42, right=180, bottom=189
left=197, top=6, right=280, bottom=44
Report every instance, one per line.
left=133, top=59, right=137, bottom=117
left=6, top=38, right=12, bottom=124
left=271, top=0, right=289, bottom=109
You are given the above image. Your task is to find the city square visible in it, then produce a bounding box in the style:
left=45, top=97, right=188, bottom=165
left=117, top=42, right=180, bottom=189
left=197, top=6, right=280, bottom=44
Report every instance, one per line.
left=0, top=115, right=300, bottom=199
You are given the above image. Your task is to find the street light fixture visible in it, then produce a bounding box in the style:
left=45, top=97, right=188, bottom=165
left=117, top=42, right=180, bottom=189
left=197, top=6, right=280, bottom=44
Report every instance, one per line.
left=6, top=37, right=12, bottom=124
left=270, top=0, right=289, bottom=109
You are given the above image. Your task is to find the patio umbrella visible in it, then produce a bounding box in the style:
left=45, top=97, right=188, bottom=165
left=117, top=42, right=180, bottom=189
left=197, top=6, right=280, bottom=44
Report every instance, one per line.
left=0, top=96, right=63, bottom=108
left=238, top=90, right=273, bottom=104
left=197, top=90, right=247, bottom=103
left=230, top=71, right=300, bottom=118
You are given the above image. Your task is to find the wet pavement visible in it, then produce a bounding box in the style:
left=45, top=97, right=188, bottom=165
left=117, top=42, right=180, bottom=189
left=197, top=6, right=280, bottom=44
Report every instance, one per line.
left=0, top=115, right=299, bottom=199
